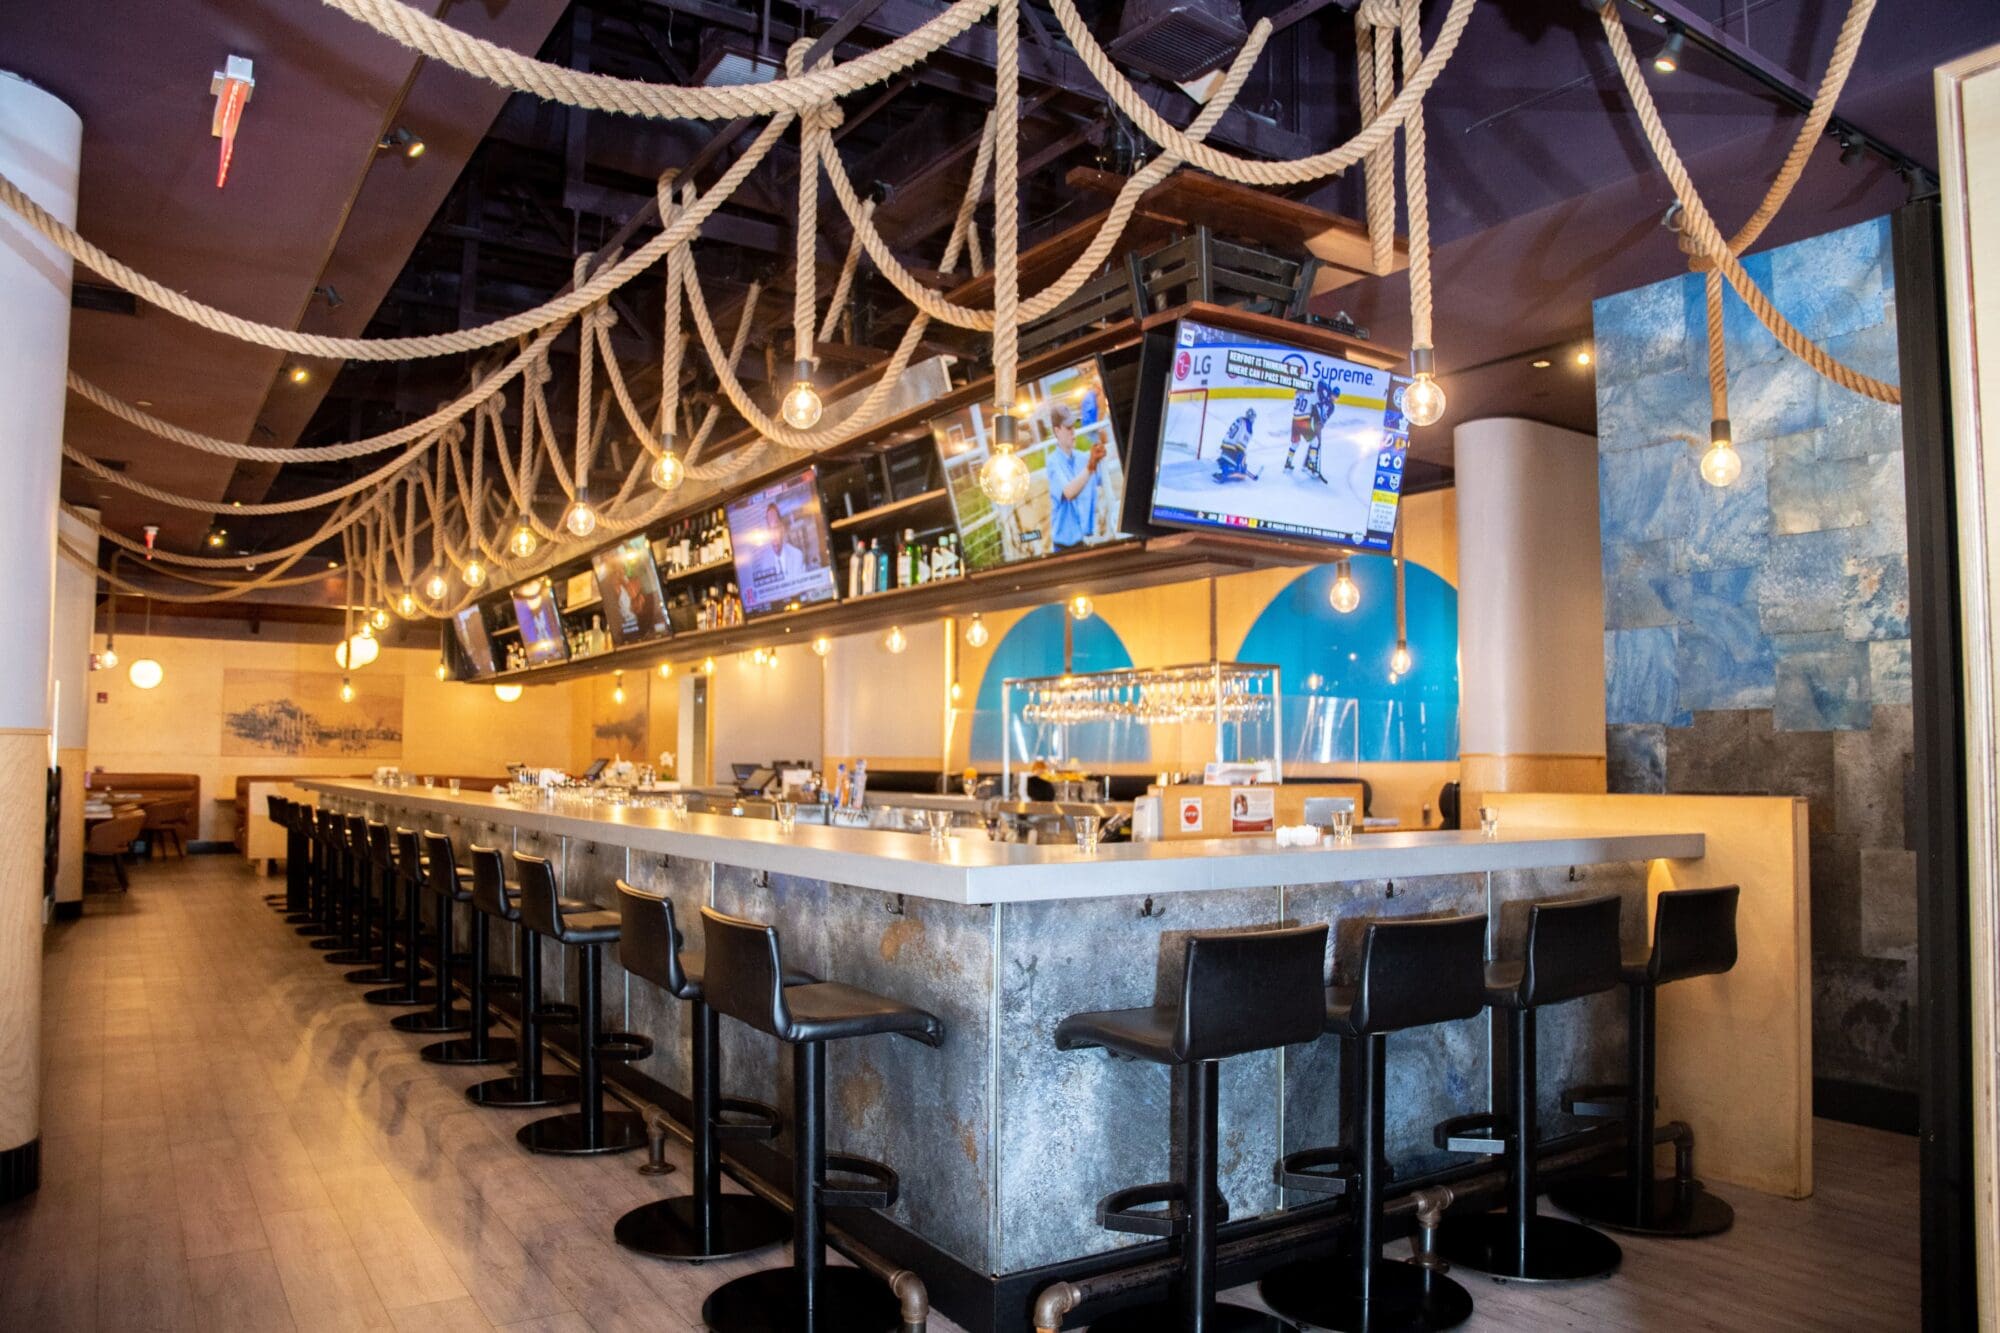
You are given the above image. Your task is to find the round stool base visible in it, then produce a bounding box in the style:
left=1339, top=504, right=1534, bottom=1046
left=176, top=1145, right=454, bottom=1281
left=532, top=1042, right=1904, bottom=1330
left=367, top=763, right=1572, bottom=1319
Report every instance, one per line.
left=420, top=1035, right=517, bottom=1067
left=307, top=937, right=347, bottom=950
left=1087, top=1296, right=1296, bottom=1333
left=1262, top=1257, right=1472, bottom=1332
left=517, top=1110, right=648, bottom=1156
left=1434, top=1213, right=1621, bottom=1283
left=299, top=924, right=337, bottom=937
left=701, top=1265, right=903, bottom=1333
left=614, top=1194, right=789, bottom=1263
left=326, top=951, right=374, bottom=967
left=343, top=964, right=396, bottom=983
left=390, top=1007, right=468, bottom=1034
left=1546, top=1175, right=1734, bottom=1238
left=364, top=986, right=436, bottom=1008
left=283, top=913, right=317, bottom=925
left=466, top=1074, right=580, bottom=1109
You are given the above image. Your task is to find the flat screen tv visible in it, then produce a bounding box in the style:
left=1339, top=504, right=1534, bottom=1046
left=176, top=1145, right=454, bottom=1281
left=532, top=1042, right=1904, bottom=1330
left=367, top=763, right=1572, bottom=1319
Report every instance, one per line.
left=725, top=466, right=839, bottom=617
left=1131, top=317, right=1411, bottom=551
left=590, top=535, right=671, bottom=647
left=510, top=579, right=569, bottom=666
left=451, top=605, right=497, bottom=676
left=932, top=355, right=1126, bottom=571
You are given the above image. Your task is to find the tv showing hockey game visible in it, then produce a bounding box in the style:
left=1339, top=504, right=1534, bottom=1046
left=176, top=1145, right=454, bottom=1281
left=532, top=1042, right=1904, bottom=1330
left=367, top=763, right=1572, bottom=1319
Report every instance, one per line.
left=1143, top=317, right=1410, bottom=551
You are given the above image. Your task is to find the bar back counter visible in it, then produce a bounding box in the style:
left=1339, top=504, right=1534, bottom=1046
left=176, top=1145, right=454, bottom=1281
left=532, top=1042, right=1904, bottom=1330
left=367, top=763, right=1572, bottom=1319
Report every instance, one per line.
left=301, top=779, right=1805, bottom=1330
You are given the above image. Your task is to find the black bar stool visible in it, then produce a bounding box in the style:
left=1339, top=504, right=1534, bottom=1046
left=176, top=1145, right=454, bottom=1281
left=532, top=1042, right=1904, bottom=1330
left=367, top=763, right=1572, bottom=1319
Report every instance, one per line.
left=465, top=845, right=581, bottom=1109
left=698, top=905, right=945, bottom=1333
left=611, top=880, right=791, bottom=1262
left=301, top=808, right=352, bottom=950
left=418, top=832, right=512, bottom=1065
left=364, top=820, right=434, bottom=1006
left=1548, top=885, right=1740, bottom=1238
left=1261, top=914, right=1488, bottom=1333
left=392, top=827, right=469, bottom=1036
left=1055, top=924, right=1329, bottom=1333
left=268, top=797, right=314, bottom=923
left=334, top=815, right=394, bottom=972
left=514, top=851, right=650, bottom=1155
left=1433, top=894, right=1626, bottom=1283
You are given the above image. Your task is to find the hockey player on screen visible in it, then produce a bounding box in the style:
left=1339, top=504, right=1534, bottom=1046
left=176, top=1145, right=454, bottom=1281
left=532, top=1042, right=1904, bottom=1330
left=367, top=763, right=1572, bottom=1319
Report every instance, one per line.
left=1213, top=407, right=1261, bottom=483
left=1283, top=380, right=1339, bottom=483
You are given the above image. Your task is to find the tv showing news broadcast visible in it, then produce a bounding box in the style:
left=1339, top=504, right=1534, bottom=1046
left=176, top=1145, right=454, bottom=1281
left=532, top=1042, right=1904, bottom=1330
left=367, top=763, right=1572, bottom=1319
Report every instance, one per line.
left=725, top=467, right=839, bottom=617
left=590, top=535, right=671, bottom=647
left=1145, top=318, right=1410, bottom=551
left=932, top=356, right=1126, bottom=571
left=510, top=579, right=569, bottom=665
left=451, top=605, right=498, bottom=676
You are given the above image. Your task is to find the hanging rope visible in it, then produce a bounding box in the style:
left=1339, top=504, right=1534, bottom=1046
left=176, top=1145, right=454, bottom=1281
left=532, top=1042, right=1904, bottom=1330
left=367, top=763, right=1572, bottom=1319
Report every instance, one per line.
left=1355, top=2, right=1398, bottom=276
left=1399, top=0, right=1435, bottom=353
left=1595, top=2, right=1899, bottom=404
left=992, top=0, right=1022, bottom=410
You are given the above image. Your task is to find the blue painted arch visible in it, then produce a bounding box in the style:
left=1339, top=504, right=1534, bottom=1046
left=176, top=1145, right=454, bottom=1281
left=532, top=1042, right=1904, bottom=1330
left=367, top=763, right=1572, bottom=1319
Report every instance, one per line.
left=969, top=604, right=1140, bottom=765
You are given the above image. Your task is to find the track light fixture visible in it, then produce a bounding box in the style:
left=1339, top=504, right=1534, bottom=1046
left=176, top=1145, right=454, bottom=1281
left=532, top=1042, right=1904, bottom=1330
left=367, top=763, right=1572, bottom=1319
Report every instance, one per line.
left=378, top=126, right=425, bottom=158
left=1653, top=28, right=1685, bottom=74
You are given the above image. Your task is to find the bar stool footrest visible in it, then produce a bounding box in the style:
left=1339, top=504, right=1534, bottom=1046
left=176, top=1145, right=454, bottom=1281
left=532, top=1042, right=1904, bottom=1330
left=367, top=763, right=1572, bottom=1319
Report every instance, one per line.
left=713, top=1095, right=782, bottom=1141
left=1434, top=1112, right=1509, bottom=1156
left=818, top=1152, right=899, bottom=1210
left=1275, top=1144, right=1355, bottom=1196
left=533, top=1002, right=581, bottom=1026
left=594, top=1030, right=653, bottom=1063
left=1561, top=1081, right=1649, bottom=1119
left=1095, top=1180, right=1230, bottom=1237
left=483, top=972, right=522, bottom=994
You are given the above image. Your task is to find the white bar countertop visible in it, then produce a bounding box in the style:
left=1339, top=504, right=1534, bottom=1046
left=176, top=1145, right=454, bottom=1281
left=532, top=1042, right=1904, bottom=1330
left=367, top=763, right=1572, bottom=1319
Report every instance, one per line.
left=301, top=779, right=1705, bottom=906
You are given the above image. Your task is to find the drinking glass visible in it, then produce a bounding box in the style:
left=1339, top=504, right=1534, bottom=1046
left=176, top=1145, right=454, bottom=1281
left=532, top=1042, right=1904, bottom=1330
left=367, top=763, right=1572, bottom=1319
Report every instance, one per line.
left=1331, top=808, right=1355, bottom=845
left=422, top=775, right=435, bottom=789
left=669, top=794, right=688, bottom=821
left=1074, top=814, right=1101, bottom=854
left=774, top=800, right=797, bottom=835
left=923, top=809, right=951, bottom=844
left=1479, top=806, right=1500, bottom=841
left=448, top=779, right=461, bottom=796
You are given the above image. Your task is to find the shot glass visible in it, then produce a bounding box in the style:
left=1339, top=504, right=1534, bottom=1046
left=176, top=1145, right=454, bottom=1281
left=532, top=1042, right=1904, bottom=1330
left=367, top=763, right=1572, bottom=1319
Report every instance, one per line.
left=923, top=809, right=951, bottom=844
left=422, top=775, right=435, bottom=789
left=448, top=779, right=461, bottom=796
left=774, top=800, right=797, bottom=835
left=1479, top=806, right=1500, bottom=841
left=1331, top=808, right=1355, bottom=845
left=1074, top=814, right=1101, bottom=854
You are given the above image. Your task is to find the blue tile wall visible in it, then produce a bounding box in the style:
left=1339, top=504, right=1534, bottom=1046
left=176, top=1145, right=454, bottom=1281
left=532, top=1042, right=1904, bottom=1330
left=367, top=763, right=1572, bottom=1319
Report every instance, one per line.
left=1593, top=214, right=1919, bottom=1096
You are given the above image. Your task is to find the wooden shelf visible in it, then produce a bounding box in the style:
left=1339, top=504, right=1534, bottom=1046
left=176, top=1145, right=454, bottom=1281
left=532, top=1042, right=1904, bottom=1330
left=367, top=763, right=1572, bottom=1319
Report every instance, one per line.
left=658, top=557, right=734, bottom=582
left=828, top=488, right=951, bottom=531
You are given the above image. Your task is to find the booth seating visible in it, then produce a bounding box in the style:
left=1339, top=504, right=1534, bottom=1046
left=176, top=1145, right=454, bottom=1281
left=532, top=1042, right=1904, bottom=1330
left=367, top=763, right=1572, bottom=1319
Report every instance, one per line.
left=83, top=811, right=145, bottom=892
left=1549, top=886, right=1741, bottom=1237
left=513, top=852, right=650, bottom=1155
left=1055, top=925, right=1329, bottom=1333
left=1261, top=913, right=1488, bottom=1332
left=1434, top=894, right=1627, bottom=1282
left=465, top=846, right=580, bottom=1110
left=611, top=881, right=793, bottom=1262
left=697, top=905, right=944, bottom=1333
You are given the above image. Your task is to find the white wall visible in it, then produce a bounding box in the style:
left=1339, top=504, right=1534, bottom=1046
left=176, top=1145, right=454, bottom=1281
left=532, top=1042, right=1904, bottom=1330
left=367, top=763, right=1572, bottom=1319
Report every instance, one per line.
left=708, top=643, right=826, bottom=773
left=820, top=621, right=946, bottom=768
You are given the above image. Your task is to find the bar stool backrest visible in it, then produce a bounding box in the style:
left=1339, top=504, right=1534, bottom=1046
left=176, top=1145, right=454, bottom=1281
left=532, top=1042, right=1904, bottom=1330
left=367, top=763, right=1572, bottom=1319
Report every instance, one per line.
left=513, top=851, right=565, bottom=939
left=346, top=815, right=370, bottom=860
left=366, top=819, right=392, bottom=871
left=699, top=907, right=792, bottom=1039
left=1350, top=913, right=1489, bottom=1035
left=615, top=880, right=695, bottom=1000
left=266, top=794, right=286, bottom=823
left=1647, top=885, right=1739, bottom=986
left=394, top=827, right=425, bottom=885
left=468, top=844, right=509, bottom=919
left=1521, top=893, right=1623, bottom=1008
left=422, top=831, right=460, bottom=900
left=1174, top=924, right=1328, bottom=1063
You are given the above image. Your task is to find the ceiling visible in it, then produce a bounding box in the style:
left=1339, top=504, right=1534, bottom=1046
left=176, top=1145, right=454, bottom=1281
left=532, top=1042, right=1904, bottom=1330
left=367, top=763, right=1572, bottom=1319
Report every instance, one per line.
left=9, top=0, right=1999, bottom=606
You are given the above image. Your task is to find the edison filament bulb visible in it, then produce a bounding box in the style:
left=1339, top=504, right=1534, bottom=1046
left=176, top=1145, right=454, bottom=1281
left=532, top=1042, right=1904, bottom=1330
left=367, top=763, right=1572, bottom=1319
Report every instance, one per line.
left=462, top=559, right=487, bottom=588
left=1329, top=559, right=1361, bottom=614
left=1701, top=419, right=1741, bottom=488
left=978, top=415, right=1031, bottom=506
left=424, top=570, right=449, bottom=600
left=781, top=361, right=823, bottom=429
left=964, top=614, right=989, bottom=648
left=651, top=449, right=686, bottom=492
left=509, top=523, right=539, bottom=559
left=565, top=495, right=598, bottom=538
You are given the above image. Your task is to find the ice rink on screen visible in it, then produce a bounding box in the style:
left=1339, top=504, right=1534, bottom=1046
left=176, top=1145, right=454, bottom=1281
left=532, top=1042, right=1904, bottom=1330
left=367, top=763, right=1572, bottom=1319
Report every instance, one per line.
left=1152, top=389, right=1382, bottom=533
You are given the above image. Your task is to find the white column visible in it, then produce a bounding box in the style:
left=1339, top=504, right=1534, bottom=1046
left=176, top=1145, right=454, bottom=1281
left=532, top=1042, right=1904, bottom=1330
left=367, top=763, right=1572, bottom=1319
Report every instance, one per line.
left=52, top=508, right=98, bottom=914
left=0, top=71, right=81, bottom=1201
left=1453, top=417, right=1607, bottom=808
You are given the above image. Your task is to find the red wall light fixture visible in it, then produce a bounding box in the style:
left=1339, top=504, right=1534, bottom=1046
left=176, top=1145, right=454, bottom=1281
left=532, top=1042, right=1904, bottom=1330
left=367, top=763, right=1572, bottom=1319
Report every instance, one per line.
left=210, top=54, right=255, bottom=188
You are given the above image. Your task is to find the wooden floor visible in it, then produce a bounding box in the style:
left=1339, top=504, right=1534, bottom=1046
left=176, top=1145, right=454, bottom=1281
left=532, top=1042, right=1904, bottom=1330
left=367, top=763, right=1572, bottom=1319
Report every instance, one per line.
left=1, top=855, right=1920, bottom=1331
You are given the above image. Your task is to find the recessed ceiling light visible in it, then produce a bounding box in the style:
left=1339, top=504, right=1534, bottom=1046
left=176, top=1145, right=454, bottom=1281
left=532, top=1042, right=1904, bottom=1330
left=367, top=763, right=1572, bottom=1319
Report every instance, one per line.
left=1575, top=350, right=1594, bottom=367
left=1531, top=358, right=1552, bottom=369
left=288, top=366, right=310, bottom=385
left=135, top=399, right=153, bottom=408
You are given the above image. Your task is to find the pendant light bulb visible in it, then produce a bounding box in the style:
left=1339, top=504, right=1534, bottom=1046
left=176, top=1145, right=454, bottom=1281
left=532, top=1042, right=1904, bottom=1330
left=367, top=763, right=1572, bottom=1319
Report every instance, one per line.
left=651, top=448, right=687, bottom=493
left=340, top=676, right=356, bottom=704
left=396, top=589, right=418, bottom=618
left=702, top=656, right=716, bottom=676
left=368, top=606, right=390, bottom=631
left=781, top=361, right=824, bottom=429
left=612, top=671, right=626, bottom=706
left=883, top=625, right=908, bottom=655
left=1391, top=642, right=1414, bottom=677
left=462, top=559, right=487, bottom=589
left=509, top=523, right=539, bottom=559
left=128, top=658, right=164, bottom=690
left=1068, top=594, right=1095, bottom=621
left=1329, top=559, right=1362, bottom=614
left=978, top=414, right=1032, bottom=506
left=657, top=661, right=674, bottom=679
left=424, top=569, right=449, bottom=601
left=1401, top=347, right=1447, bottom=428
left=565, top=493, right=598, bottom=539
left=964, top=613, right=989, bottom=648
left=1701, top=418, right=1742, bottom=488
left=811, top=635, right=832, bottom=658
left=335, top=633, right=379, bottom=671
left=99, top=646, right=119, bottom=670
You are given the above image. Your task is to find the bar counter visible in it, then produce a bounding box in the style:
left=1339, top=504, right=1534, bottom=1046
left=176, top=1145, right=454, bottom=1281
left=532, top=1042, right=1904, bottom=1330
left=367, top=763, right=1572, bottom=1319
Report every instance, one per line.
left=300, top=778, right=1704, bottom=1312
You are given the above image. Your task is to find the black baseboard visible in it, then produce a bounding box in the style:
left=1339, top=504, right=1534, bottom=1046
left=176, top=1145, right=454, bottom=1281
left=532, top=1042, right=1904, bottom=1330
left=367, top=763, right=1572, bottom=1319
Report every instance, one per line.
left=1816, top=1077, right=1919, bottom=1134
left=51, top=900, right=82, bottom=921
left=0, top=1137, right=39, bottom=1203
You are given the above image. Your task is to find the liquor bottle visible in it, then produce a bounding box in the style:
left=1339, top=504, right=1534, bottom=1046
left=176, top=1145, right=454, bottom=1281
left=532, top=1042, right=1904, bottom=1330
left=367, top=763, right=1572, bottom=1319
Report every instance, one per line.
left=725, top=583, right=743, bottom=626
left=834, top=762, right=849, bottom=809
left=873, top=538, right=889, bottom=594
left=849, top=540, right=866, bottom=599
